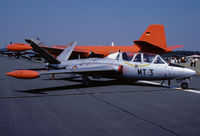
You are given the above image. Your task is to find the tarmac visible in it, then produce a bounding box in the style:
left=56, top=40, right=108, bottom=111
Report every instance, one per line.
left=1, top=56, right=200, bottom=136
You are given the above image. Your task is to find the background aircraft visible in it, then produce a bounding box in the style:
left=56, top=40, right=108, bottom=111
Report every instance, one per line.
left=6, top=25, right=183, bottom=59
left=5, top=38, right=195, bottom=89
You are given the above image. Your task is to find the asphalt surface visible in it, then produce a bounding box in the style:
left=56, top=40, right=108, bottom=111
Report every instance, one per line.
left=1, top=56, right=200, bottom=136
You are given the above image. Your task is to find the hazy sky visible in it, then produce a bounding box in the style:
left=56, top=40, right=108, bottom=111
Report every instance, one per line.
left=0, top=0, right=200, bottom=50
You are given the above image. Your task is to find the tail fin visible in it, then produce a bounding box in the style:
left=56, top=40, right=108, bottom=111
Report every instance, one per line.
left=25, top=38, right=61, bottom=64
left=25, top=38, right=77, bottom=64
left=139, top=24, right=167, bottom=49
left=133, top=24, right=183, bottom=54
left=57, top=41, right=77, bottom=62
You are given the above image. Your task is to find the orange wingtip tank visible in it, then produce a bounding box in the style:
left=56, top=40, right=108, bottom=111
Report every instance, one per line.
left=6, top=43, right=32, bottom=51
left=5, top=70, right=40, bottom=79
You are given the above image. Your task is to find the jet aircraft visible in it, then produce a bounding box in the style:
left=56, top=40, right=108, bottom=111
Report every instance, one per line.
left=6, top=25, right=183, bottom=58
left=5, top=38, right=195, bottom=89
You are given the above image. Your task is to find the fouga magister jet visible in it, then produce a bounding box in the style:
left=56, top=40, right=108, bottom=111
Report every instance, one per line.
left=5, top=38, right=195, bottom=89
left=6, top=25, right=183, bottom=58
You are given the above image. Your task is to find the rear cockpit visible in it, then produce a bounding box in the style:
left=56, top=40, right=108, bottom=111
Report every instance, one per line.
left=107, top=52, right=168, bottom=64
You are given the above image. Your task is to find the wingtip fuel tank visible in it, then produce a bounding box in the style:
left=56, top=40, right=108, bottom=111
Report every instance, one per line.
left=5, top=70, right=40, bottom=79
left=6, top=43, right=32, bottom=51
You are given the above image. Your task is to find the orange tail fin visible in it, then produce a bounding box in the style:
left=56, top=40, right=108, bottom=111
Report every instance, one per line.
left=139, top=24, right=167, bottom=49
left=133, top=24, right=183, bottom=54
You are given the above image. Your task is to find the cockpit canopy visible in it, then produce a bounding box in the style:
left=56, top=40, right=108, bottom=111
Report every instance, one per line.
left=107, top=52, right=168, bottom=64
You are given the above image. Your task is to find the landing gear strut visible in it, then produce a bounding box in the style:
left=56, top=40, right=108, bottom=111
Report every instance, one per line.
left=82, top=75, right=90, bottom=86
left=51, top=74, right=55, bottom=80
left=161, top=80, right=171, bottom=87
left=168, top=80, right=171, bottom=86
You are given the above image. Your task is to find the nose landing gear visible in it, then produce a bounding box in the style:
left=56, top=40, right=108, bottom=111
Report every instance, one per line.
left=176, top=78, right=190, bottom=89
left=180, top=82, right=189, bottom=89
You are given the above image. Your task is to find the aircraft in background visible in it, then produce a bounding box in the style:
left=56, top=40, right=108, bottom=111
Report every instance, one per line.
left=6, top=25, right=183, bottom=59
left=5, top=38, right=195, bottom=89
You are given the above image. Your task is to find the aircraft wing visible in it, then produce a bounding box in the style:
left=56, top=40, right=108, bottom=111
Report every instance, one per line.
left=73, top=48, right=105, bottom=58
left=40, top=45, right=104, bottom=58
left=40, top=65, right=116, bottom=75
left=5, top=65, right=117, bottom=79
left=40, top=45, right=65, bottom=56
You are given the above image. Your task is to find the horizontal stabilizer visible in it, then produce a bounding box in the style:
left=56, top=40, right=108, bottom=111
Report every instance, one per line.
left=134, top=40, right=168, bottom=54
left=167, top=45, right=184, bottom=50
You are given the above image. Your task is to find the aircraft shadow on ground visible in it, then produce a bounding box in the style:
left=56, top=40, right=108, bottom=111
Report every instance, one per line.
left=17, top=78, right=166, bottom=94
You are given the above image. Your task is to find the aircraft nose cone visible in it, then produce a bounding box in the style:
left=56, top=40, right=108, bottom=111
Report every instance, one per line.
left=186, top=68, right=196, bottom=77
left=191, top=69, right=196, bottom=76
left=5, top=70, right=40, bottom=79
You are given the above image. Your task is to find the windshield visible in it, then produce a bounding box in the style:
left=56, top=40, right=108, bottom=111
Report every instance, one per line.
left=160, top=56, right=169, bottom=64
left=154, top=56, right=166, bottom=64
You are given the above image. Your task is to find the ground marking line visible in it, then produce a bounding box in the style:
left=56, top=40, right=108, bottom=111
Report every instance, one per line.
left=139, top=80, right=200, bottom=94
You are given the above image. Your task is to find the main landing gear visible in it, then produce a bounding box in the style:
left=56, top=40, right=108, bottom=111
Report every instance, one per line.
left=82, top=75, right=90, bottom=86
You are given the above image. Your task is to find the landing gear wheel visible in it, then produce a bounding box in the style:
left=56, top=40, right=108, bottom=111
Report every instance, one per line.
left=181, top=82, right=189, bottom=89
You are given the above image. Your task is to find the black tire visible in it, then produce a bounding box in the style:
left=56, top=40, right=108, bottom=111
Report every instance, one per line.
left=181, top=82, right=189, bottom=89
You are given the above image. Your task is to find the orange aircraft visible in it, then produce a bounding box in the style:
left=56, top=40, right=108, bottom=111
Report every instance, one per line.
left=6, top=24, right=184, bottom=58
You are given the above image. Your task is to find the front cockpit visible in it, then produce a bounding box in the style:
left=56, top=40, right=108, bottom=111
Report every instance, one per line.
left=107, top=52, right=168, bottom=64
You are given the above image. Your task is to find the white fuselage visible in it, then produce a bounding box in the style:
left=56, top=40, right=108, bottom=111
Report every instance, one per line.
left=48, top=54, right=196, bottom=80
